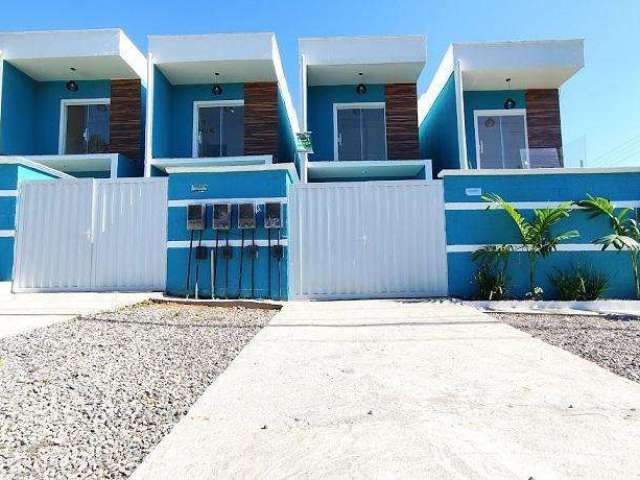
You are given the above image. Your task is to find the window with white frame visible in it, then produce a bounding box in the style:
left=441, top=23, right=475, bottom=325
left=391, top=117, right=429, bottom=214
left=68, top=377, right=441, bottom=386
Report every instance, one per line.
left=334, top=103, right=387, bottom=161
left=60, top=99, right=110, bottom=155
left=474, top=109, right=529, bottom=169
left=193, top=100, right=244, bottom=158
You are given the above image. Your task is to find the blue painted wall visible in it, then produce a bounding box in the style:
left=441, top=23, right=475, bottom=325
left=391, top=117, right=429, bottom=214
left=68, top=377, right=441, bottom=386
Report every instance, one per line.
left=277, top=90, right=299, bottom=167
left=35, top=80, right=111, bottom=155
left=166, top=169, right=292, bottom=299
left=0, top=61, right=111, bottom=155
left=419, top=73, right=460, bottom=176
left=152, top=67, right=172, bottom=159
left=463, top=90, right=527, bottom=169
left=171, top=83, right=244, bottom=158
left=1, top=61, right=37, bottom=154
left=0, top=163, right=58, bottom=280
left=306, top=84, right=386, bottom=162
left=444, top=171, right=640, bottom=299
left=151, top=68, right=246, bottom=160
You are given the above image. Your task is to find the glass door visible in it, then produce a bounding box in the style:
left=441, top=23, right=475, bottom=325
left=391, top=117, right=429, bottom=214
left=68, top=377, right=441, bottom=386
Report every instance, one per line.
left=475, top=111, right=528, bottom=169
left=64, top=103, right=110, bottom=154
left=196, top=103, right=244, bottom=158
left=335, top=104, right=386, bottom=161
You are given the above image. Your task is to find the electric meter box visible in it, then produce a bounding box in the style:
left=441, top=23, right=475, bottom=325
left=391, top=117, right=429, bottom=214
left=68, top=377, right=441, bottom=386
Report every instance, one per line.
left=238, top=203, right=256, bottom=229
left=187, top=204, right=206, bottom=231
left=212, top=203, right=231, bottom=230
left=264, top=202, right=283, bottom=229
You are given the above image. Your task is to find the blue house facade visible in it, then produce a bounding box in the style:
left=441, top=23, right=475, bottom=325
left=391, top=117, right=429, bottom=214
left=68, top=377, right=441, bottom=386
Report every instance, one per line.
left=299, top=36, right=430, bottom=182
left=146, top=33, right=300, bottom=298
left=0, top=29, right=147, bottom=179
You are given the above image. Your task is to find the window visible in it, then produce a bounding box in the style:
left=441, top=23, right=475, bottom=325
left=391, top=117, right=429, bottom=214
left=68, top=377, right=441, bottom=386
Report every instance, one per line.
left=334, top=103, right=386, bottom=161
left=474, top=109, right=529, bottom=169
left=193, top=100, right=244, bottom=158
left=60, top=99, right=110, bottom=155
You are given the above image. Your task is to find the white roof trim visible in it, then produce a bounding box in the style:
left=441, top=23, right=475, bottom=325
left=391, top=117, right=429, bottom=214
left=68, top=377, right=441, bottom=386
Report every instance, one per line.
left=419, top=39, right=584, bottom=123
left=0, top=156, right=74, bottom=179
left=438, top=167, right=640, bottom=177
left=164, top=163, right=299, bottom=182
left=0, top=28, right=146, bottom=81
left=150, top=155, right=272, bottom=173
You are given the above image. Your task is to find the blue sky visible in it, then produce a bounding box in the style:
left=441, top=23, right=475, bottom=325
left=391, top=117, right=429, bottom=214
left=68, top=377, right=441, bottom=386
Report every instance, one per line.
left=1, top=0, right=639, bottom=166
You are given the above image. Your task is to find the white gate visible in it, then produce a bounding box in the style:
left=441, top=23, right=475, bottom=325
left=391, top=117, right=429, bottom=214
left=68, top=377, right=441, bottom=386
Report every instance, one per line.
left=289, top=180, right=448, bottom=300
left=13, top=178, right=167, bottom=292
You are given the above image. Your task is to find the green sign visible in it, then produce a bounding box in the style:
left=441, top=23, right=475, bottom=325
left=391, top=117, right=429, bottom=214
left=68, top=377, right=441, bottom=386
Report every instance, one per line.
left=295, top=132, right=314, bottom=154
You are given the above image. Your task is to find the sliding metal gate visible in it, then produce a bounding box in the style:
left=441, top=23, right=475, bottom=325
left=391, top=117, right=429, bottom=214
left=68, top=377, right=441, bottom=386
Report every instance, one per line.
left=13, top=178, right=167, bottom=292
left=289, top=180, right=448, bottom=300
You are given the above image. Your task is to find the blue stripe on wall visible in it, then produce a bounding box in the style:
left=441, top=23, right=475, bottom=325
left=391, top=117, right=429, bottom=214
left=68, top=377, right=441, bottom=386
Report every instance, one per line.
left=0, top=164, right=18, bottom=190
left=443, top=171, right=640, bottom=299
left=443, top=171, right=640, bottom=203
left=0, top=237, right=14, bottom=281
left=0, top=197, right=16, bottom=230
left=448, top=250, right=635, bottom=299
left=166, top=169, right=290, bottom=299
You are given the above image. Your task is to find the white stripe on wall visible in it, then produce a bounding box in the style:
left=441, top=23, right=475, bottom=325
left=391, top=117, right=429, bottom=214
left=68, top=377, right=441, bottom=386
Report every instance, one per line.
left=445, top=200, right=640, bottom=210
left=0, top=190, right=17, bottom=197
left=167, top=239, right=288, bottom=249
left=447, top=243, right=611, bottom=253
left=168, top=197, right=287, bottom=208
left=0, top=230, right=15, bottom=237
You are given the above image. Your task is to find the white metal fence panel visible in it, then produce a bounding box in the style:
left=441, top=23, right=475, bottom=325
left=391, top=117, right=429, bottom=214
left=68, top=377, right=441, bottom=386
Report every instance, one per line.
left=13, top=180, right=94, bottom=291
left=92, top=178, right=167, bottom=290
left=289, top=181, right=448, bottom=300
left=13, top=178, right=167, bottom=292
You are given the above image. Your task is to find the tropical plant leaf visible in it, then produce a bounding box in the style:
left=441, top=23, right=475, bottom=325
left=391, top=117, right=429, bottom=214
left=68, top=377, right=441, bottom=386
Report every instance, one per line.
left=482, top=193, right=531, bottom=243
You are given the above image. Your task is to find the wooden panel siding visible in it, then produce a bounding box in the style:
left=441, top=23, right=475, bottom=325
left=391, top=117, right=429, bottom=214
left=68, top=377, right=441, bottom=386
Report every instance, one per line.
left=385, top=83, right=419, bottom=160
left=109, top=79, right=142, bottom=160
left=244, top=82, right=279, bottom=161
left=525, top=89, right=563, bottom=165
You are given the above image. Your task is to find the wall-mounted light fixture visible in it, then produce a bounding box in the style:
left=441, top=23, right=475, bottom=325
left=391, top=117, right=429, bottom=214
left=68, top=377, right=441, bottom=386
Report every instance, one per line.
left=356, top=83, right=367, bottom=95
left=66, top=67, right=79, bottom=92
left=212, top=72, right=223, bottom=96
left=503, top=77, right=515, bottom=109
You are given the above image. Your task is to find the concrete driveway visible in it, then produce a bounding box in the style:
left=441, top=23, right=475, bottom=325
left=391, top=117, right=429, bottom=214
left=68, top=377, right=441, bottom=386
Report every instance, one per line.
left=0, top=283, right=159, bottom=338
left=132, top=300, right=640, bottom=480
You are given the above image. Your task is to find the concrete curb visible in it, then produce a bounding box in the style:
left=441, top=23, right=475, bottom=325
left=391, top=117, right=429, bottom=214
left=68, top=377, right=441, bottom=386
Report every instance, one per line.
left=463, top=299, right=640, bottom=317
left=151, top=296, right=284, bottom=311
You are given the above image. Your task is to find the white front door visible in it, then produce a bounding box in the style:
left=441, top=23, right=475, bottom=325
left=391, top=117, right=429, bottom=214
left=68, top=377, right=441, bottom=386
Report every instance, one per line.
left=474, top=109, right=528, bottom=168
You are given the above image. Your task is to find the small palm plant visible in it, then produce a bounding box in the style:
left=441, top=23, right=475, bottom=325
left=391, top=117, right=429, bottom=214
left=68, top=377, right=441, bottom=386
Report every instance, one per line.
left=483, top=193, right=579, bottom=298
left=471, top=244, right=513, bottom=300
left=576, top=195, right=640, bottom=298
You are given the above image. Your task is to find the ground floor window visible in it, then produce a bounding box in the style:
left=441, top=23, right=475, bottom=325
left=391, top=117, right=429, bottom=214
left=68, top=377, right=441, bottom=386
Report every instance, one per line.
left=333, top=103, right=387, bottom=161
left=60, top=99, right=110, bottom=155
left=193, top=100, right=244, bottom=158
left=474, top=109, right=528, bottom=169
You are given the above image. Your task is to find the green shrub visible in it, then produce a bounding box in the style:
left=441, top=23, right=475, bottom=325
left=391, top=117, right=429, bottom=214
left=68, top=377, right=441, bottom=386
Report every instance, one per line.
left=549, top=265, right=608, bottom=301
left=474, top=266, right=508, bottom=300
left=472, top=244, right=513, bottom=300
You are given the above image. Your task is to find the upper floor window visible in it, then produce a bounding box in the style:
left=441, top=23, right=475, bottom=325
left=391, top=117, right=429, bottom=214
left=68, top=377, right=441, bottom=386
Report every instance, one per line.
left=474, top=109, right=528, bottom=169
left=193, top=100, right=244, bottom=158
left=60, top=99, right=110, bottom=155
left=334, top=103, right=387, bottom=161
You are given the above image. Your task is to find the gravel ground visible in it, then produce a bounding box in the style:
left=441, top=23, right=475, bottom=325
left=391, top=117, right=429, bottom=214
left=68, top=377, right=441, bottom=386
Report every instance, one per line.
left=0, top=301, right=276, bottom=480
left=491, top=312, right=640, bottom=383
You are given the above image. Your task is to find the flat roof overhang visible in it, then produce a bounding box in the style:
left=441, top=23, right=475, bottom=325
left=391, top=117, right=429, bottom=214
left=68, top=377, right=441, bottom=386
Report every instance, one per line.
left=21, top=154, right=119, bottom=177
left=149, top=155, right=272, bottom=174
left=300, top=35, right=426, bottom=86
left=307, top=160, right=431, bottom=182
left=149, top=32, right=281, bottom=85
left=454, top=40, right=584, bottom=90
left=0, top=29, right=146, bottom=82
